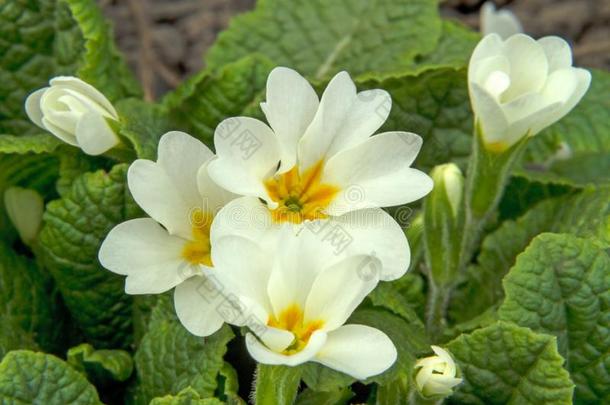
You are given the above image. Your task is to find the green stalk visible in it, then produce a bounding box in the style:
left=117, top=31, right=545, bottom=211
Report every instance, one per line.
left=458, top=125, right=528, bottom=273
left=253, top=364, right=302, bottom=405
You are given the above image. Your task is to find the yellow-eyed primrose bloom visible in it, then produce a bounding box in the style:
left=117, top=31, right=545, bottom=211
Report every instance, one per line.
left=480, top=1, right=522, bottom=39
left=414, top=346, right=462, bottom=398
left=469, top=33, right=591, bottom=152
left=98, top=131, right=236, bottom=337
left=207, top=67, right=433, bottom=281
left=25, top=76, right=120, bottom=156
left=201, top=227, right=396, bottom=379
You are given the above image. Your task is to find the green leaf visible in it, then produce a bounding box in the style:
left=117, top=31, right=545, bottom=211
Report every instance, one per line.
left=0, top=134, right=62, bottom=154
left=39, top=164, right=139, bottom=348
left=149, top=388, right=224, bottom=405
left=295, top=387, right=353, bottom=405
left=359, top=68, right=472, bottom=171
left=0, top=243, right=62, bottom=353
left=163, top=55, right=274, bottom=148
left=132, top=296, right=234, bottom=405
left=367, top=273, right=426, bottom=321
left=447, top=321, right=574, bottom=405
left=115, top=98, right=173, bottom=160
left=0, top=0, right=139, bottom=135
left=301, top=362, right=355, bottom=392
left=0, top=350, right=101, bottom=404
left=254, top=364, right=302, bottom=405
left=407, top=20, right=479, bottom=73
left=205, top=0, right=442, bottom=80
left=0, top=316, right=38, bottom=360
left=518, top=69, right=610, bottom=187
left=216, top=362, right=245, bottom=404
left=450, top=187, right=610, bottom=323
left=67, top=343, right=133, bottom=384
left=498, top=233, right=610, bottom=403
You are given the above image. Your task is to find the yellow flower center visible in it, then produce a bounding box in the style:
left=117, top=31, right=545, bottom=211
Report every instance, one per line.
left=268, top=304, right=324, bottom=355
left=264, top=160, right=339, bottom=224
left=181, top=209, right=214, bottom=266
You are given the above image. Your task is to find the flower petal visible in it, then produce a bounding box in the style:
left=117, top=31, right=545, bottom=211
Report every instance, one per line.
left=469, top=33, right=505, bottom=68
left=208, top=117, right=280, bottom=203
left=469, top=82, right=510, bottom=144
left=197, top=160, right=238, bottom=214
left=174, top=275, right=226, bottom=337
left=333, top=208, right=410, bottom=281
left=314, top=324, right=397, bottom=380
left=75, top=112, right=119, bottom=155
left=24, top=88, right=47, bottom=128
left=211, top=235, right=274, bottom=315
left=502, top=34, right=549, bottom=100
left=245, top=330, right=327, bottom=367
left=538, top=36, right=572, bottom=72
left=304, top=255, right=381, bottom=330
left=324, top=132, right=432, bottom=214
left=98, top=218, right=197, bottom=294
left=128, top=131, right=212, bottom=238
left=480, top=2, right=523, bottom=39
left=262, top=67, right=319, bottom=173
left=49, top=76, right=117, bottom=117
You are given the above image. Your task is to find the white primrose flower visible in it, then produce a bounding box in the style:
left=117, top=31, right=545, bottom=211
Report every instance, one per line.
left=414, top=346, right=462, bottom=398
left=98, top=131, right=236, bottom=337
left=195, top=227, right=396, bottom=380
left=469, top=33, right=591, bottom=152
left=480, top=2, right=522, bottom=39
left=4, top=187, right=44, bottom=245
left=25, top=76, right=120, bottom=155
left=207, top=67, right=433, bottom=280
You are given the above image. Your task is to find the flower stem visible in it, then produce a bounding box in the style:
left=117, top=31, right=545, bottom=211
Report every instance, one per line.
left=458, top=126, right=528, bottom=274
left=425, top=277, right=451, bottom=341
left=253, top=364, right=302, bottom=405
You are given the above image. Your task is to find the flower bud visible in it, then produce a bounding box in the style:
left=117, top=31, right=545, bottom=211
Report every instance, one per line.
left=4, top=187, right=44, bottom=245
left=414, top=345, right=462, bottom=398
left=468, top=33, right=591, bottom=153
left=480, top=2, right=522, bottom=39
left=430, top=163, right=463, bottom=218
left=25, top=76, right=120, bottom=155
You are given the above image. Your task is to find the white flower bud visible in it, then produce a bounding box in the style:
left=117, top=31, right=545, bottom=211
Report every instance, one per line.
left=431, top=163, right=463, bottom=218
left=25, top=76, right=120, bottom=155
left=4, top=187, right=44, bottom=245
left=414, top=345, right=463, bottom=398
left=468, top=33, right=591, bottom=152
left=480, top=2, right=522, bottom=39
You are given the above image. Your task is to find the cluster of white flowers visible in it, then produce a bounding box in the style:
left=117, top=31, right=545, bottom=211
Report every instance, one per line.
left=23, top=1, right=590, bottom=394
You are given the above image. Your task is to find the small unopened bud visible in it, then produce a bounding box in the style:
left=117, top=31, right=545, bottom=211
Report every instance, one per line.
left=431, top=164, right=463, bottom=218
left=4, top=187, right=44, bottom=245
left=414, top=346, right=462, bottom=398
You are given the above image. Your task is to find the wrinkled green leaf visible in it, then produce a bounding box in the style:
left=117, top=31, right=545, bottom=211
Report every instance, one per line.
left=0, top=316, right=38, bottom=360
left=499, top=233, right=610, bottom=403
left=450, top=187, right=610, bottom=323
left=367, top=273, right=426, bottom=321
left=39, top=164, right=138, bottom=348
left=0, top=243, right=61, bottom=353
left=0, top=0, right=139, bottom=135
left=67, top=343, right=133, bottom=384
left=518, top=69, right=610, bottom=187
left=149, top=388, right=224, bottom=405
left=447, top=321, right=574, bottom=404
left=0, top=134, right=62, bottom=154
left=0, top=350, right=101, bottom=404
left=132, top=296, right=234, bottom=404
left=205, top=0, right=441, bottom=79
left=163, top=56, right=273, bottom=148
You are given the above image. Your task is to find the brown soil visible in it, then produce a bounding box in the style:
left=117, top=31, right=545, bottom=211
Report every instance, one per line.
left=99, top=0, right=610, bottom=100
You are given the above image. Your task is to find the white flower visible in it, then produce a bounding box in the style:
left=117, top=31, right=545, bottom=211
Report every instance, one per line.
left=469, top=34, right=591, bottom=152
left=480, top=2, right=522, bottom=39
left=98, top=131, right=236, bottom=337
left=430, top=163, right=463, bottom=218
left=195, top=227, right=396, bottom=379
left=4, top=187, right=44, bottom=244
left=25, top=76, right=120, bottom=155
left=414, top=346, right=462, bottom=398
left=207, top=67, right=433, bottom=280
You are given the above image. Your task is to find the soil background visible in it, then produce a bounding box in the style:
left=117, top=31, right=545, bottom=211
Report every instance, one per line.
left=98, top=0, right=610, bottom=100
